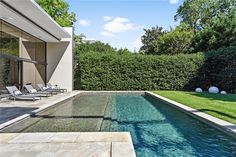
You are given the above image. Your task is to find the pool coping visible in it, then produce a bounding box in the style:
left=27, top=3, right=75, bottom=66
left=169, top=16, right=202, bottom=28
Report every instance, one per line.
left=0, top=132, right=136, bottom=157
left=146, top=91, right=236, bottom=137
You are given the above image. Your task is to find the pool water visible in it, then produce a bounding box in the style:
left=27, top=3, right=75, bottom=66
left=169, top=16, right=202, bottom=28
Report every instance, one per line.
left=2, top=94, right=236, bottom=157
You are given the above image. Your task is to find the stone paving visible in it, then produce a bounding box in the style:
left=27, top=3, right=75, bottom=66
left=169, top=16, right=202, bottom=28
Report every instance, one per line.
left=0, top=132, right=136, bottom=157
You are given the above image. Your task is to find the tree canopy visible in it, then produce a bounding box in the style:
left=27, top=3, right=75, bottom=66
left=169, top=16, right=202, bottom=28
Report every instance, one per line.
left=140, top=26, right=166, bottom=55
left=36, top=0, right=76, bottom=27
left=140, top=24, right=194, bottom=55
left=140, top=0, right=236, bottom=55
left=158, top=24, right=194, bottom=54
left=175, top=0, right=236, bottom=32
left=75, top=41, right=117, bottom=55
left=193, top=13, right=236, bottom=51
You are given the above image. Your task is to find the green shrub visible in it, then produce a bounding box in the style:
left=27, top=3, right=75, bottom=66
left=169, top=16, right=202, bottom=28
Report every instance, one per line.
left=74, top=52, right=205, bottom=90
left=188, top=46, right=236, bottom=92
left=74, top=46, right=236, bottom=91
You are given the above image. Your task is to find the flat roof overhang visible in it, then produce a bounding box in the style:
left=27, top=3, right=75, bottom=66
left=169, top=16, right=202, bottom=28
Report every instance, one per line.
left=0, top=0, right=71, bottom=42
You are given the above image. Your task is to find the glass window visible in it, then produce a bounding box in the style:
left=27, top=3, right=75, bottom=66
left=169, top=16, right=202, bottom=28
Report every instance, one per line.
left=0, top=58, right=19, bottom=90
left=0, top=21, right=20, bottom=56
left=0, top=20, right=46, bottom=90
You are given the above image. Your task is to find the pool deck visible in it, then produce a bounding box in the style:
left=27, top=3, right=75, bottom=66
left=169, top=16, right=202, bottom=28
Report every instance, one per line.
left=0, top=132, right=136, bottom=157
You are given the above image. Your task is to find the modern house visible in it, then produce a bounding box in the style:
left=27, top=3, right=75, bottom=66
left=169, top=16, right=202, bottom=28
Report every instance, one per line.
left=0, top=0, right=73, bottom=92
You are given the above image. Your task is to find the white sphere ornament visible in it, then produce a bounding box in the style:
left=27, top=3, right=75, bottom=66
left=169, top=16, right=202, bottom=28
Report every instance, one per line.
left=220, top=91, right=227, bottom=94
left=195, top=88, right=203, bottom=93
left=208, top=86, right=219, bottom=94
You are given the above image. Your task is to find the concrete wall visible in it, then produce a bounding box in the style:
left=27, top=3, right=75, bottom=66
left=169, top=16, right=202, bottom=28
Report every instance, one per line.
left=20, top=39, right=45, bottom=88
left=46, top=27, right=73, bottom=91
left=20, top=39, right=35, bottom=86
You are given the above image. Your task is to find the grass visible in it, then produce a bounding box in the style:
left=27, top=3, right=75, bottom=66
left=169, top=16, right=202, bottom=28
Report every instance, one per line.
left=153, top=90, right=236, bottom=124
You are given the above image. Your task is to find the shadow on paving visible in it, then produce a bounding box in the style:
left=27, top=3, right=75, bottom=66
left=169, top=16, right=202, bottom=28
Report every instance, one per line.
left=0, top=107, right=38, bottom=124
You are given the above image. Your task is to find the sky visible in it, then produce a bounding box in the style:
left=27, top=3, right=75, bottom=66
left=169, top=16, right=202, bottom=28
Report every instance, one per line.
left=66, top=0, right=183, bottom=51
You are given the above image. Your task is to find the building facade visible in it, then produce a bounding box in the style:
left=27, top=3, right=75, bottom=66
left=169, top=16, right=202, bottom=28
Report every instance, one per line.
left=0, top=0, right=73, bottom=91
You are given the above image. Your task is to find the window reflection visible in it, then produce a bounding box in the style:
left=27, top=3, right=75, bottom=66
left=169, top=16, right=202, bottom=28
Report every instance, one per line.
left=0, top=20, right=46, bottom=91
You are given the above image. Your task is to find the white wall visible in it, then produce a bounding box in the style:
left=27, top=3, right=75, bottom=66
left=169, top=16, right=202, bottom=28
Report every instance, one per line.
left=46, top=27, right=73, bottom=91
left=20, top=38, right=45, bottom=88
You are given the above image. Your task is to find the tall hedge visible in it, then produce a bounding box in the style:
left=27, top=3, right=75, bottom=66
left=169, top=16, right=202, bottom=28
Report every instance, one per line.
left=74, top=52, right=204, bottom=90
left=74, top=46, right=236, bottom=92
left=187, top=46, right=236, bottom=92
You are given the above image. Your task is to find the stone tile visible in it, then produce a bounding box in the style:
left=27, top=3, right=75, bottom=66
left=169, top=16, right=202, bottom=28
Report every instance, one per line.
left=0, top=132, right=135, bottom=157
left=112, top=142, right=136, bottom=157
left=29, top=143, right=61, bottom=152
left=50, top=132, right=79, bottom=143
left=9, top=133, right=54, bottom=143
left=0, top=143, right=32, bottom=150
left=0, top=142, right=111, bottom=157
left=58, top=142, right=111, bottom=157
left=0, top=151, right=42, bottom=157
left=76, top=132, right=130, bottom=142
left=0, top=133, right=19, bottom=143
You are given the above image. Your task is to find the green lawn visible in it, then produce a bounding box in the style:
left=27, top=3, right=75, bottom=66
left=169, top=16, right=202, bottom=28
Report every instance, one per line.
left=153, top=91, right=236, bottom=124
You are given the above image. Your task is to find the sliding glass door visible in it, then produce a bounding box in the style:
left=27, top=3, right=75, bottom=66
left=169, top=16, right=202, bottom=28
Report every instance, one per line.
left=0, top=20, right=46, bottom=91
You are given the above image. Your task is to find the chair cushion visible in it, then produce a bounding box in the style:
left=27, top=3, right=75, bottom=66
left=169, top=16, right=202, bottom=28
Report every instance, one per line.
left=42, top=87, right=48, bottom=90
left=14, top=90, right=22, bottom=96
left=30, top=89, right=37, bottom=93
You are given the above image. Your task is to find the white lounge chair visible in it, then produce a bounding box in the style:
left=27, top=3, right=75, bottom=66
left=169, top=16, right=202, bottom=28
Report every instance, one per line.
left=37, top=84, right=66, bottom=93
left=47, top=83, right=67, bottom=93
left=24, top=85, right=52, bottom=97
left=6, top=86, right=41, bottom=101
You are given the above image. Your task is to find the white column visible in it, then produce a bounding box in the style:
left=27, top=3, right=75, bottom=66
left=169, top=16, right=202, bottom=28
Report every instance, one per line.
left=46, top=27, right=73, bottom=91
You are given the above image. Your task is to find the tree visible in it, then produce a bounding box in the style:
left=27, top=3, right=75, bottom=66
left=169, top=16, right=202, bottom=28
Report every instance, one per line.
left=117, top=48, right=132, bottom=54
left=74, top=34, right=86, bottom=45
left=193, top=13, right=236, bottom=51
left=158, top=24, right=194, bottom=54
left=175, top=0, right=236, bottom=32
left=140, top=24, right=194, bottom=55
left=75, top=41, right=117, bottom=55
left=140, top=26, right=166, bottom=55
left=36, top=0, right=76, bottom=27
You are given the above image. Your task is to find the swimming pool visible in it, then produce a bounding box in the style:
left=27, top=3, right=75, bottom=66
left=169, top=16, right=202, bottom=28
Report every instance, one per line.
left=2, top=93, right=236, bottom=157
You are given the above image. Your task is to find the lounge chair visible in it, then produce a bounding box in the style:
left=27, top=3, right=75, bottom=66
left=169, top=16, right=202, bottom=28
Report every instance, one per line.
left=0, top=94, right=11, bottom=102
left=6, top=86, right=41, bottom=101
left=47, top=83, right=67, bottom=93
left=37, top=84, right=66, bottom=93
left=24, top=85, right=52, bottom=97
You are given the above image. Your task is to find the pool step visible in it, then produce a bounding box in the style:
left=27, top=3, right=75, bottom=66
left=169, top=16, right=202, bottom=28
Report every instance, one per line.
left=100, top=96, right=113, bottom=131
left=100, top=119, right=111, bottom=131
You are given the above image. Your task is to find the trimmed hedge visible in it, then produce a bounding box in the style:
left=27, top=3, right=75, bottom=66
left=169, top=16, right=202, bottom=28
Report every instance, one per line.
left=74, top=46, right=236, bottom=92
left=74, top=52, right=205, bottom=90
left=188, top=46, right=236, bottom=92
